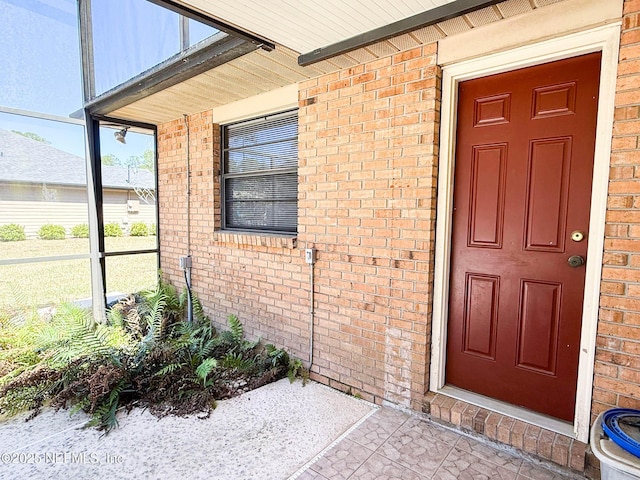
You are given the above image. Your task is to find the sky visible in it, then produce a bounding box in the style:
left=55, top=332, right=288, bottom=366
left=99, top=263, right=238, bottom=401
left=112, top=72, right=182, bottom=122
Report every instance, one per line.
left=0, top=0, right=215, bottom=160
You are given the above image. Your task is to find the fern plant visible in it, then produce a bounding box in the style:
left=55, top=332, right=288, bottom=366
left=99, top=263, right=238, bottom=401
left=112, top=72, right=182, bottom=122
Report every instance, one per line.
left=0, top=310, right=45, bottom=375
left=228, top=315, right=243, bottom=343
left=195, top=358, right=218, bottom=386
left=0, top=283, right=301, bottom=432
left=0, top=366, right=62, bottom=418
left=85, top=378, right=127, bottom=432
left=35, top=304, right=129, bottom=367
left=154, top=362, right=185, bottom=377
left=287, top=358, right=309, bottom=385
left=265, top=344, right=290, bottom=368
left=221, top=352, right=253, bottom=371
left=142, top=287, right=167, bottom=342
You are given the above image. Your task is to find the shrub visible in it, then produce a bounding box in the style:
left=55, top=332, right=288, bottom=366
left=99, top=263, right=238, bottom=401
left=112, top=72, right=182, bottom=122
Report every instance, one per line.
left=0, top=224, right=26, bottom=242
left=149, top=223, right=156, bottom=236
left=38, top=224, right=66, bottom=240
left=0, top=283, right=305, bottom=433
left=104, top=223, right=123, bottom=237
left=71, top=224, right=89, bottom=238
left=129, top=222, right=148, bottom=237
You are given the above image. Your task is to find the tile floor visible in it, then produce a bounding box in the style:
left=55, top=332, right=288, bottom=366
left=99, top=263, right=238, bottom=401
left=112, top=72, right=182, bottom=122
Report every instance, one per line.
left=294, top=407, right=587, bottom=480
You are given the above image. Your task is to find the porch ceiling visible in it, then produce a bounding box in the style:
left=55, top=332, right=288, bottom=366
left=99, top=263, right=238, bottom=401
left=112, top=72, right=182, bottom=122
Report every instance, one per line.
left=105, top=0, right=549, bottom=125
left=107, top=45, right=337, bottom=124
left=177, top=0, right=462, bottom=55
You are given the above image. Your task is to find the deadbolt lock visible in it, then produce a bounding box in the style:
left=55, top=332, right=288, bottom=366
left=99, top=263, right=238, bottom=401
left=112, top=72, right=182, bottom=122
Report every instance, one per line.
left=571, top=231, right=585, bottom=242
left=568, top=255, right=585, bottom=268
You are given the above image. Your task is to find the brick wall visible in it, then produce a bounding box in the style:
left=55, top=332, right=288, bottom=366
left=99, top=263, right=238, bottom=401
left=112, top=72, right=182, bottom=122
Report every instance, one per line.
left=592, top=0, right=640, bottom=419
left=157, top=111, right=310, bottom=357
left=158, top=47, right=442, bottom=412
left=298, top=45, right=440, bottom=410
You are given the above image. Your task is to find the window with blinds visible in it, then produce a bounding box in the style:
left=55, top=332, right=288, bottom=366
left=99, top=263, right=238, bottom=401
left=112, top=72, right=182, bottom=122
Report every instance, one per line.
left=221, top=111, right=298, bottom=233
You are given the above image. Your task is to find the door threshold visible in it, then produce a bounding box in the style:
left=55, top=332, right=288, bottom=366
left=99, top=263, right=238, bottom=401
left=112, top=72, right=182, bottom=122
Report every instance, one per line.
left=437, top=385, right=576, bottom=438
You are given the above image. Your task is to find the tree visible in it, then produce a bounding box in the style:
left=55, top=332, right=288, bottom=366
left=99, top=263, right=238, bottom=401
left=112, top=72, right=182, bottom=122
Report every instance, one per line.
left=101, top=150, right=154, bottom=171
left=11, top=131, right=51, bottom=144
left=141, top=149, right=155, bottom=172
left=101, top=153, right=120, bottom=166
left=126, top=149, right=154, bottom=172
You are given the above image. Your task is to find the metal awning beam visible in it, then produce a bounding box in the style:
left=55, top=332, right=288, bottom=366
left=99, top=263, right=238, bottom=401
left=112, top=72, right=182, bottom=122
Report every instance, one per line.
left=147, top=0, right=275, bottom=51
left=298, top=0, right=503, bottom=66
left=77, top=0, right=276, bottom=119
left=84, top=34, right=257, bottom=117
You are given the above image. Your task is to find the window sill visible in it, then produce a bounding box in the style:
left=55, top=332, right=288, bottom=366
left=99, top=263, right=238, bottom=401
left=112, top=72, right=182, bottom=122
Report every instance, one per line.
left=213, top=231, right=297, bottom=249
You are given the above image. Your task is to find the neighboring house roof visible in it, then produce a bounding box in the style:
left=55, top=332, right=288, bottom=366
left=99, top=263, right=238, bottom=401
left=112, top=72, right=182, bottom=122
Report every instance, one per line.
left=0, top=128, right=154, bottom=189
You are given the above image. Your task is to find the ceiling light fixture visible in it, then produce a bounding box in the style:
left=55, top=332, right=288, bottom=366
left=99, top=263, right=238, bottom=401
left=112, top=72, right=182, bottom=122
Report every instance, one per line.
left=114, top=127, right=129, bottom=144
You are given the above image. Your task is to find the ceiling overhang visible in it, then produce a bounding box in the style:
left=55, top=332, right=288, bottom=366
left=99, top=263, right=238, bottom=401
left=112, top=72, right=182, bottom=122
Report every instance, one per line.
left=93, top=0, right=558, bottom=125
left=298, top=0, right=503, bottom=65
left=79, top=0, right=275, bottom=124
left=147, top=0, right=275, bottom=51
left=104, top=45, right=337, bottom=124
left=85, top=34, right=259, bottom=118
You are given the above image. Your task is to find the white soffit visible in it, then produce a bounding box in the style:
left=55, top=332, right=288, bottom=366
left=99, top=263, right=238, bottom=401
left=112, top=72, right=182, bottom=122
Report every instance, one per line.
left=107, top=45, right=334, bottom=124
left=106, top=0, right=570, bottom=124
left=176, top=0, right=456, bottom=54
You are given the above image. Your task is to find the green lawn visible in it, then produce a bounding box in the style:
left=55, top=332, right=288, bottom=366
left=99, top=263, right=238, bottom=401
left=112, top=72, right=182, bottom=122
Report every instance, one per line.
left=0, top=237, right=158, bottom=310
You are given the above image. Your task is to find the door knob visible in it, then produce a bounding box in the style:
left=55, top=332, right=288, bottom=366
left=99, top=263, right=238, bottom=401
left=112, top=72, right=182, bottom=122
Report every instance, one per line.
left=568, top=255, right=585, bottom=268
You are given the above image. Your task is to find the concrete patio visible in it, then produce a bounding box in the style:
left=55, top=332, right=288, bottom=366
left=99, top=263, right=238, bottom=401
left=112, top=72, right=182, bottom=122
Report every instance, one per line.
left=0, top=379, right=585, bottom=479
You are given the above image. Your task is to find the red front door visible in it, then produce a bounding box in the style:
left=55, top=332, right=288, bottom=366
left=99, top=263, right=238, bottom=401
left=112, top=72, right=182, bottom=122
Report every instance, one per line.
left=446, top=53, right=601, bottom=421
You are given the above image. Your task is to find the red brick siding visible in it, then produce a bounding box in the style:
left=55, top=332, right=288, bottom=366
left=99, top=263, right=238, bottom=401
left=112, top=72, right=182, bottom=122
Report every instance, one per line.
left=425, top=393, right=588, bottom=471
left=593, top=0, right=640, bottom=420
left=298, top=45, right=440, bottom=410
left=157, top=112, right=310, bottom=357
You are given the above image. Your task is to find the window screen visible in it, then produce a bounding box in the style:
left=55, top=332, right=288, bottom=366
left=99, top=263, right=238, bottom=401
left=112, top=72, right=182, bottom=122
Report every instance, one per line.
left=222, top=111, right=298, bottom=233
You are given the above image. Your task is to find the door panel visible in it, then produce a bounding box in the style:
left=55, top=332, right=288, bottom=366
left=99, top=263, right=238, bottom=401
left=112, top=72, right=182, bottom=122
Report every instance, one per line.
left=469, top=144, right=507, bottom=248
left=446, top=53, right=601, bottom=422
left=525, top=137, right=572, bottom=252
left=517, top=280, right=561, bottom=375
left=463, top=273, right=499, bottom=359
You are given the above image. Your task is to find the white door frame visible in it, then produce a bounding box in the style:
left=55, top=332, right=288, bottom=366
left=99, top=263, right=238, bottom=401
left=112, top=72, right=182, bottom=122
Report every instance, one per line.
left=430, top=23, right=621, bottom=443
